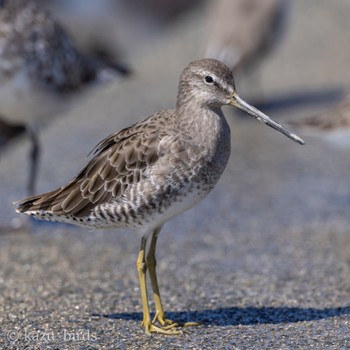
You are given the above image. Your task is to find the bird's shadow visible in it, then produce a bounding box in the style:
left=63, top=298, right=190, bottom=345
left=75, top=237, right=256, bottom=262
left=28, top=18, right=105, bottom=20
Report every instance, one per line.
left=92, top=306, right=350, bottom=326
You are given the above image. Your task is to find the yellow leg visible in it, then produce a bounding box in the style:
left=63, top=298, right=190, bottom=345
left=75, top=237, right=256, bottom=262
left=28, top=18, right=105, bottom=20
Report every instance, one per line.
left=146, top=228, right=177, bottom=329
left=146, top=228, right=200, bottom=330
left=137, top=236, right=179, bottom=335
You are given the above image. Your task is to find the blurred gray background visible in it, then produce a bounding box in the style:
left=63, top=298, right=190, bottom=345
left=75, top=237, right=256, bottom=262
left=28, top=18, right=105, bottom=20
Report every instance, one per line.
left=1, top=0, right=350, bottom=349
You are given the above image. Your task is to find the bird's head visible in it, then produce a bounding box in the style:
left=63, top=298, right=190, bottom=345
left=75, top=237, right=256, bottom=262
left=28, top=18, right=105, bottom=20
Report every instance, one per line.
left=178, top=58, right=304, bottom=145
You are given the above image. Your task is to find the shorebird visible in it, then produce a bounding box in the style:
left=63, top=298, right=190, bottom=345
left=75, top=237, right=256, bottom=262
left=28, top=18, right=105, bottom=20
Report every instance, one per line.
left=15, top=59, right=304, bottom=335
left=0, top=0, right=128, bottom=194
left=205, top=0, right=289, bottom=87
left=287, top=94, right=350, bottom=149
left=38, top=0, right=131, bottom=75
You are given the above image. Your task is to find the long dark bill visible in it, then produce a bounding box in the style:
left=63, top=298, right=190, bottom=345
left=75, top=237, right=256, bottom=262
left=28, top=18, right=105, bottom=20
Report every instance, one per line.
left=230, top=92, right=305, bottom=145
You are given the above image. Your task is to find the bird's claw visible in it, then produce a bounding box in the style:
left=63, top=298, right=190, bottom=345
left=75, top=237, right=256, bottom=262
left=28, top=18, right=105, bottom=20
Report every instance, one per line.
left=141, top=319, right=181, bottom=335
left=141, top=312, right=200, bottom=335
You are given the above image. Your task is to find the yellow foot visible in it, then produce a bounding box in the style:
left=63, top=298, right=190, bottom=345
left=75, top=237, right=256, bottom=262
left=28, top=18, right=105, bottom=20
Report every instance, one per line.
left=141, top=319, right=181, bottom=335
left=141, top=313, right=201, bottom=335
left=152, top=311, right=178, bottom=329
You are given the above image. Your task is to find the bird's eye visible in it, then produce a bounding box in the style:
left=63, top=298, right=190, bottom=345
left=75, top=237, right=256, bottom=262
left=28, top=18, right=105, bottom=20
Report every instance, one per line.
left=204, top=75, right=214, bottom=84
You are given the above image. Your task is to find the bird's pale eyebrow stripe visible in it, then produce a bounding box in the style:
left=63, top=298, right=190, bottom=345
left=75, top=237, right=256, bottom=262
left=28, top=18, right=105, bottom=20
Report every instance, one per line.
left=202, top=71, right=230, bottom=91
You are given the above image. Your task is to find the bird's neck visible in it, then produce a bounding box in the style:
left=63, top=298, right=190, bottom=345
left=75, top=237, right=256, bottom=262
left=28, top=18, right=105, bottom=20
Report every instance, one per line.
left=176, top=103, right=231, bottom=157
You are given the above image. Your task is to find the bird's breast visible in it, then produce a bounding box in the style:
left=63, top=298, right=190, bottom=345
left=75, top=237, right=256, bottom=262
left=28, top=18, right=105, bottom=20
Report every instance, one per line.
left=185, top=109, right=231, bottom=190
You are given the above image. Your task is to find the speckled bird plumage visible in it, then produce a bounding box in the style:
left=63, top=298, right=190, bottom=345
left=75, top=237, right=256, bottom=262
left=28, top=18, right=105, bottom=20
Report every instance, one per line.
left=15, top=58, right=303, bottom=335
left=0, top=0, right=109, bottom=98
left=16, top=59, right=232, bottom=235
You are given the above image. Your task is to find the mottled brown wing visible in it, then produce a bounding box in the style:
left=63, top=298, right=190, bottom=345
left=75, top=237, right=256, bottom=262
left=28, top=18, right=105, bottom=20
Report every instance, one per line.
left=16, top=126, right=162, bottom=217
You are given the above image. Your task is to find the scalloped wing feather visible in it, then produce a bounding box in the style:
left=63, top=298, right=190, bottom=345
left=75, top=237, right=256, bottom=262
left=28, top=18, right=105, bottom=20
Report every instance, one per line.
left=16, top=125, right=163, bottom=217
left=15, top=110, right=205, bottom=219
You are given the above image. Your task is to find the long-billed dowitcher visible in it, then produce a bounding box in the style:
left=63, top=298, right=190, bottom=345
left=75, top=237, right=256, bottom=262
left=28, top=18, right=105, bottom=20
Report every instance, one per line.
left=0, top=0, right=128, bottom=194
left=15, top=58, right=304, bottom=335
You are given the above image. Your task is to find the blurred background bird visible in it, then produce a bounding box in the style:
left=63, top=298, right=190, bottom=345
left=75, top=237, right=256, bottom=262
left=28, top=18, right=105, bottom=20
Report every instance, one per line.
left=0, top=0, right=130, bottom=195
left=205, top=0, right=290, bottom=100
left=288, top=93, right=350, bottom=149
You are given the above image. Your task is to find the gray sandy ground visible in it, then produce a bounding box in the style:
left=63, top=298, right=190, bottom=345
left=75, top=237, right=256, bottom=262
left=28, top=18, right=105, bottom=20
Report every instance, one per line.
left=1, top=1, right=350, bottom=349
